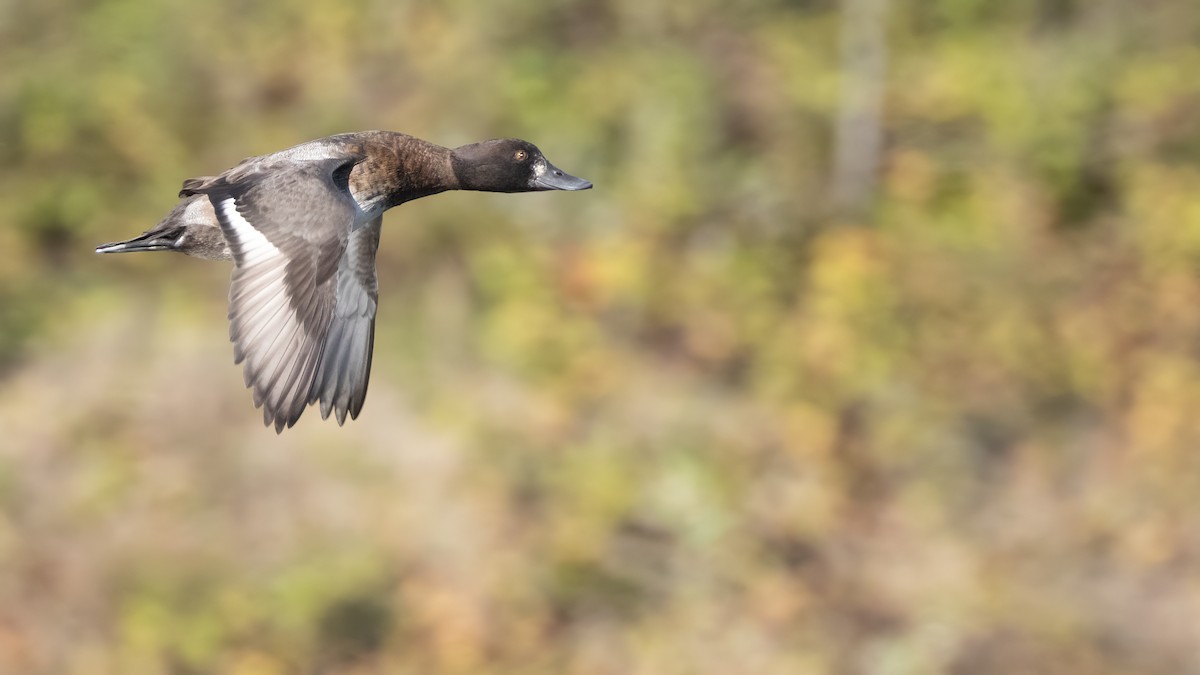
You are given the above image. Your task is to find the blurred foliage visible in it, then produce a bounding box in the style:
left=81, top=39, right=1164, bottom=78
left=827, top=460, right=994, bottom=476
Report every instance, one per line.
left=2, top=0, right=1200, bottom=673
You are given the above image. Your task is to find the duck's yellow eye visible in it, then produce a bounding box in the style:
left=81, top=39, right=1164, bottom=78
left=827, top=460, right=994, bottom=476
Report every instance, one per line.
left=515, top=150, right=527, bottom=161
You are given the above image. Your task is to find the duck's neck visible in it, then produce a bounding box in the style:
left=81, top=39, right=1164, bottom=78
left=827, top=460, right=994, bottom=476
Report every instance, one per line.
left=349, top=134, right=461, bottom=212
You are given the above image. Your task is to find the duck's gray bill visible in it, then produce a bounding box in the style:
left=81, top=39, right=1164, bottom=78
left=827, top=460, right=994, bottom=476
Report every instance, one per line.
left=535, top=161, right=593, bottom=191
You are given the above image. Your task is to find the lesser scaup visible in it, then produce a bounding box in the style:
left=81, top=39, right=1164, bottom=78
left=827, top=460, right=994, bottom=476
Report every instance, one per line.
left=97, top=131, right=592, bottom=432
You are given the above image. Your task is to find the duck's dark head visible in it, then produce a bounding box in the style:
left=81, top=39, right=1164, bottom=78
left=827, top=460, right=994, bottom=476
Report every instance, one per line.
left=451, top=139, right=592, bottom=193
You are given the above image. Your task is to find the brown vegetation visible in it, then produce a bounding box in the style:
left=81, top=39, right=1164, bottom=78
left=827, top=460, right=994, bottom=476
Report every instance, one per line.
left=1, top=0, right=1199, bottom=672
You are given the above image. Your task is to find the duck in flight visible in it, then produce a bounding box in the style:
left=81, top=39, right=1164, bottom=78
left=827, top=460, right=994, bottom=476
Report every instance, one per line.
left=97, top=131, right=592, bottom=432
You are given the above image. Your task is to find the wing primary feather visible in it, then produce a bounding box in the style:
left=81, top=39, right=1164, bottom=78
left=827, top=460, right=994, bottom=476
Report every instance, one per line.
left=349, top=325, right=376, bottom=419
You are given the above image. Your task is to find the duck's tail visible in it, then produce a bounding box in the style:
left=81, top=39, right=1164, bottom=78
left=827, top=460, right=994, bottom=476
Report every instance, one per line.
left=95, top=226, right=185, bottom=254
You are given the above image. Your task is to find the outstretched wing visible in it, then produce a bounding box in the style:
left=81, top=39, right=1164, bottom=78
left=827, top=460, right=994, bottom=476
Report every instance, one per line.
left=309, top=217, right=381, bottom=425
left=190, top=154, right=364, bottom=432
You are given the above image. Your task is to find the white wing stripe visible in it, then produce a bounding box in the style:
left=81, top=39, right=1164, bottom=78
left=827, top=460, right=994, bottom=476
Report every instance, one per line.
left=219, top=197, right=280, bottom=266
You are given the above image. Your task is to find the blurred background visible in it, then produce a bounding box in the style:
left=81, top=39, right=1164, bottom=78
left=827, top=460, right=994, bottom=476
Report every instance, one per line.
left=3, top=0, right=1200, bottom=673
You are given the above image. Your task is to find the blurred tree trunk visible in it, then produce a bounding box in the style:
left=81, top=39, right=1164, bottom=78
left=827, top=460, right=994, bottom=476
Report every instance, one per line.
left=831, top=0, right=890, bottom=218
